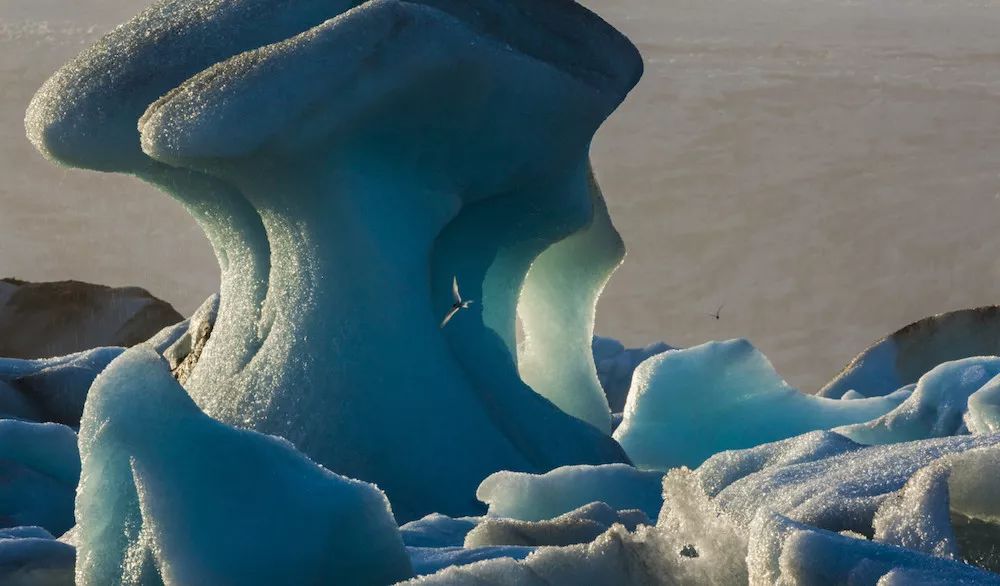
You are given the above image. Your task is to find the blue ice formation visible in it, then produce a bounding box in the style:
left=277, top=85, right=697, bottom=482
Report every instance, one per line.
left=0, top=421, right=78, bottom=536
left=819, top=306, right=1000, bottom=399
left=0, top=347, right=123, bottom=426
left=477, top=464, right=664, bottom=522
left=0, top=526, right=75, bottom=586
left=76, top=346, right=412, bottom=585
left=613, top=339, right=908, bottom=470
left=401, top=515, right=482, bottom=549
left=592, top=336, right=673, bottom=413
left=968, top=374, right=1000, bottom=434
left=518, top=188, right=624, bottom=432
left=407, top=545, right=534, bottom=578
left=27, top=0, right=640, bottom=522
left=836, top=356, right=1000, bottom=445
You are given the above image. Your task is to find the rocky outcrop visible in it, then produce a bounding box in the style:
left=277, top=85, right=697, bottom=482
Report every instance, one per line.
left=0, top=279, right=183, bottom=359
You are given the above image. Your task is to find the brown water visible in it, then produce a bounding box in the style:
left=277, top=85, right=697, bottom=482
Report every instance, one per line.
left=2, top=0, right=1000, bottom=391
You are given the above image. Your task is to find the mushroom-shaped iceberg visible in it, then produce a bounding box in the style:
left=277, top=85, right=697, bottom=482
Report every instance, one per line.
left=27, top=0, right=641, bottom=520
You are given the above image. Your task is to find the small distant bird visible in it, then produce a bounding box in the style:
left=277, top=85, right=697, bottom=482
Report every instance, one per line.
left=707, top=304, right=724, bottom=320
left=440, top=276, right=474, bottom=328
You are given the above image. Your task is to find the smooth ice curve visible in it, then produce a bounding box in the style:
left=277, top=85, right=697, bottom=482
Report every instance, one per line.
left=26, top=0, right=642, bottom=522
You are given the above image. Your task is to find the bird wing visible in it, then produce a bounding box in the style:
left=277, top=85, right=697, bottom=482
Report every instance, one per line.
left=716, top=303, right=725, bottom=315
left=440, top=306, right=461, bottom=328
left=452, top=276, right=462, bottom=303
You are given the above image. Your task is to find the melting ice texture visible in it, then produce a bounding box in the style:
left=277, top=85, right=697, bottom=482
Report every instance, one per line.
left=12, top=0, right=1000, bottom=583
left=26, top=0, right=643, bottom=522
left=76, top=346, right=412, bottom=585
left=407, top=435, right=1000, bottom=585
left=406, top=343, right=1000, bottom=583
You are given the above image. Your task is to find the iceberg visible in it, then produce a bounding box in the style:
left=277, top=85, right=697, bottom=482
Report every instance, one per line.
left=76, top=346, right=412, bottom=585
left=968, top=374, right=1000, bottom=435
left=836, top=356, right=1000, bottom=445
left=704, top=433, right=1000, bottom=534
left=749, top=513, right=1000, bottom=585
left=406, top=518, right=748, bottom=586
left=406, top=545, right=534, bottom=579
left=592, top=336, right=673, bottom=413
left=414, top=432, right=1000, bottom=584
left=614, top=339, right=907, bottom=470
left=0, top=526, right=75, bottom=586
left=0, top=347, right=123, bottom=426
left=19, top=0, right=1000, bottom=582
left=477, top=464, right=664, bottom=522
left=400, top=515, right=482, bottom=549
left=27, top=0, right=641, bottom=521
left=517, top=189, right=624, bottom=433
left=465, top=502, right=650, bottom=547
left=0, top=421, right=78, bottom=536
left=819, top=306, right=1000, bottom=399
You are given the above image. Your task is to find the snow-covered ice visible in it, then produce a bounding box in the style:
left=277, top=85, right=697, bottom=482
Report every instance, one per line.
left=837, top=357, right=1000, bottom=445
left=0, top=347, right=123, bottom=425
left=477, top=464, right=664, bottom=522
left=0, top=420, right=78, bottom=536
left=465, top=502, right=651, bottom=548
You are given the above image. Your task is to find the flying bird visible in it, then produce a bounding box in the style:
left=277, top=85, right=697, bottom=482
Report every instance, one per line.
left=708, top=304, right=724, bottom=320
left=440, top=276, right=474, bottom=328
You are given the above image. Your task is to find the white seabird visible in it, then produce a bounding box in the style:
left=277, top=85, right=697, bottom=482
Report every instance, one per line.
left=440, top=276, right=474, bottom=328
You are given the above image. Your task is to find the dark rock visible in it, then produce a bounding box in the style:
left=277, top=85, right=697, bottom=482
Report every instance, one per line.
left=0, top=279, right=183, bottom=359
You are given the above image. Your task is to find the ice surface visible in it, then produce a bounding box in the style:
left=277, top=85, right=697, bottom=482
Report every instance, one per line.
left=407, top=545, right=534, bottom=578
left=706, top=433, right=1000, bottom=533
left=965, top=374, right=1000, bottom=435
left=614, top=339, right=907, bottom=470
left=517, top=180, right=623, bottom=432
left=76, top=346, right=412, bottom=585
left=29, top=0, right=640, bottom=521
left=591, top=335, right=673, bottom=412
left=416, top=432, right=1000, bottom=584
left=872, top=459, right=958, bottom=558
left=406, top=520, right=747, bottom=585
left=0, top=526, right=75, bottom=586
left=477, top=464, right=664, bottom=522
left=0, top=420, right=78, bottom=536
left=401, top=514, right=482, bottom=549
left=465, top=502, right=650, bottom=547
left=0, top=347, right=123, bottom=425
left=749, top=513, right=1000, bottom=585
left=21, top=0, right=1000, bottom=583
left=836, top=357, right=1000, bottom=445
